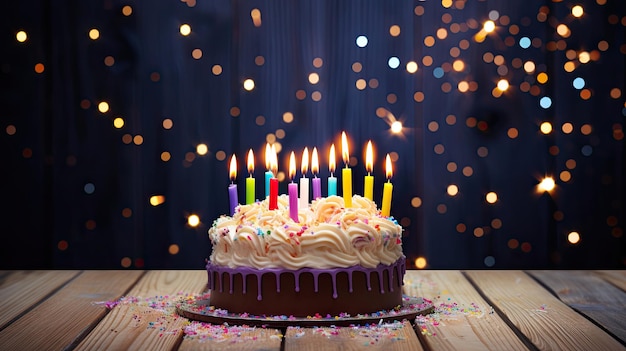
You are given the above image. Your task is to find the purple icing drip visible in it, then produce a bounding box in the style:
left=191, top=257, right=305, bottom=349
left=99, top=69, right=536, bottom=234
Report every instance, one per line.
left=206, top=256, right=406, bottom=301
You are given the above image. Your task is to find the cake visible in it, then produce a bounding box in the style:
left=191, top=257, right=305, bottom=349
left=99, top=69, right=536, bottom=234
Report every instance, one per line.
left=207, top=194, right=405, bottom=317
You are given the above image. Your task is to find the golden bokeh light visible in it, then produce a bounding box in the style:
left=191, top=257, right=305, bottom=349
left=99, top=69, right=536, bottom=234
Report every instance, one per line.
left=251, top=8, right=262, bottom=27
left=406, top=61, right=418, bottom=73
left=389, top=25, right=401, bottom=37
left=414, top=257, right=427, bottom=269
left=98, top=102, right=109, bottom=113
left=540, top=121, right=553, bottom=134
left=485, top=191, right=498, bottom=204
left=567, top=231, right=580, bottom=244
left=113, top=117, right=124, bottom=128
left=391, top=121, right=402, bottom=134
left=196, top=143, right=208, bottom=155
left=483, top=20, right=496, bottom=33
left=452, top=59, right=465, bottom=72
left=180, top=24, right=191, bottom=36
left=571, top=5, right=584, bottom=18
left=243, top=78, right=255, bottom=91
left=538, top=177, right=556, bottom=192
left=283, top=112, right=294, bottom=123
left=88, top=28, right=100, bottom=40
left=447, top=184, right=459, bottom=196
left=16, top=30, right=28, bottom=42
left=497, top=79, right=509, bottom=91
left=187, top=214, right=200, bottom=227
left=149, top=195, right=166, bottom=206
left=308, top=72, right=320, bottom=84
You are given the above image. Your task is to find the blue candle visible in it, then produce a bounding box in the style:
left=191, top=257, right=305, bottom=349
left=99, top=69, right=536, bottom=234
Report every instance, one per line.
left=328, top=143, right=337, bottom=196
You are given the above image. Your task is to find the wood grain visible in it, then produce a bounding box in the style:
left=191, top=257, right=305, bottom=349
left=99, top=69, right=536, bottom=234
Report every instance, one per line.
left=403, top=270, right=528, bottom=351
left=466, top=270, right=624, bottom=351
left=179, top=324, right=283, bottom=351
left=529, top=270, right=626, bottom=344
left=0, top=270, right=79, bottom=329
left=595, top=270, right=626, bottom=292
left=75, top=270, right=206, bottom=351
left=284, top=320, right=421, bottom=351
left=0, top=270, right=142, bottom=351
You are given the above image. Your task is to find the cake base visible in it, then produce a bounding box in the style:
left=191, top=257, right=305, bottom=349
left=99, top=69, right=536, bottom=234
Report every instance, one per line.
left=206, top=258, right=406, bottom=317
left=176, top=294, right=434, bottom=327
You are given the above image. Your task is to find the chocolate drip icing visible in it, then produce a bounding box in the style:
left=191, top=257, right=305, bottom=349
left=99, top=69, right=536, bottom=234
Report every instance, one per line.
left=207, top=257, right=406, bottom=301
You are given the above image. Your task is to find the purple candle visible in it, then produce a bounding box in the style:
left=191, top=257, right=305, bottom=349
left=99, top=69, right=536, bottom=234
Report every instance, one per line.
left=288, top=151, right=299, bottom=222
left=311, top=147, right=321, bottom=199
left=312, top=177, right=321, bottom=200
left=229, top=183, right=238, bottom=216
left=228, top=155, right=238, bottom=215
left=289, top=182, right=298, bottom=222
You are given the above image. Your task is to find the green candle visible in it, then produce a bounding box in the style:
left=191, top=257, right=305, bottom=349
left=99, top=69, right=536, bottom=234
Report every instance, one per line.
left=246, top=149, right=255, bottom=204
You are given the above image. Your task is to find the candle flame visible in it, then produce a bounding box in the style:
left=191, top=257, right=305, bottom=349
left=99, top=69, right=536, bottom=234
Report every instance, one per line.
left=265, top=143, right=271, bottom=170
left=247, top=149, right=254, bottom=174
left=311, top=147, right=319, bottom=175
left=270, top=144, right=278, bottom=175
left=301, top=147, right=309, bottom=174
left=329, top=144, right=336, bottom=173
left=385, top=154, right=393, bottom=179
left=341, top=131, right=350, bottom=165
left=289, top=151, right=296, bottom=181
left=229, top=154, right=237, bottom=181
left=365, top=140, right=373, bottom=173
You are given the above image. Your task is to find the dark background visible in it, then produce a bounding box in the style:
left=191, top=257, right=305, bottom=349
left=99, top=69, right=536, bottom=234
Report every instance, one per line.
left=2, top=0, right=624, bottom=269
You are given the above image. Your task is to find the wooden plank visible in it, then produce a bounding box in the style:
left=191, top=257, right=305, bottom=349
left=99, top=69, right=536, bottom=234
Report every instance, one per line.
left=529, top=270, right=626, bottom=344
left=284, top=320, right=421, bottom=351
left=595, top=270, right=626, bottom=292
left=179, top=324, right=283, bottom=351
left=75, top=270, right=206, bottom=351
left=0, top=270, right=79, bottom=329
left=466, top=270, right=625, bottom=351
left=0, top=270, right=142, bottom=351
left=403, top=270, right=528, bottom=351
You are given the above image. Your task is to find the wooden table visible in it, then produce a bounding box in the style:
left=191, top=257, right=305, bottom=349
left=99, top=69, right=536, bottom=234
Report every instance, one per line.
left=1, top=270, right=624, bottom=350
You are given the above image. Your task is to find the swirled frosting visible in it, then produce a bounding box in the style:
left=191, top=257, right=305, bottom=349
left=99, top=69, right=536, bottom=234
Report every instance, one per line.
left=208, top=195, right=404, bottom=270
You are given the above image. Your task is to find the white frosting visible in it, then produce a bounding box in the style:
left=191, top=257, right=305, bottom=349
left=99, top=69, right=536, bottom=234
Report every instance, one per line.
left=208, top=195, right=404, bottom=270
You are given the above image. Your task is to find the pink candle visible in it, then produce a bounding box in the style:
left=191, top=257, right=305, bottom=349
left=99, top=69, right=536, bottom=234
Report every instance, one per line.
left=288, top=151, right=299, bottom=222
left=311, top=147, right=321, bottom=199
left=269, top=145, right=279, bottom=210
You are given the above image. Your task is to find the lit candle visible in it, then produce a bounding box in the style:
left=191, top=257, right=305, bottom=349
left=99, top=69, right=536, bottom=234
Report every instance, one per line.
left=364, top=140, right=374, bottom=201
left=381, top=154, right=393, bottom=217
left=228, top=154, right=238, bottom=215
left=299, top=147, right=310, bottom=208
left=269, top=145, right=279, bottom=210
left=264, top=143, right=273, bottom=198
left=328, top=144, right=337, bottom=196
left=341, top=132, right=352, bottom=208
left=288, top=151, right=299, bottom=222
left=311, top=147, right=321, bottom=200
left=246, top=149, right=255, bottom=204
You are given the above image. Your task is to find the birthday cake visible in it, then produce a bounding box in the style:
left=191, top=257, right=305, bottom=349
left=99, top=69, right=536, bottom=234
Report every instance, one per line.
left=207, top=194, right=405, bottom=317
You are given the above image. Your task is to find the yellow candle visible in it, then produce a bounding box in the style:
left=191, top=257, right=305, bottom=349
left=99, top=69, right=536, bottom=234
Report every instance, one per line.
left=364, top=140, right=374, bottom=201
left=341, top=132, right=352, bottom=208
left=381, top=154, right=393, bottom=217
left=246, top=149, right=255, bottom=204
